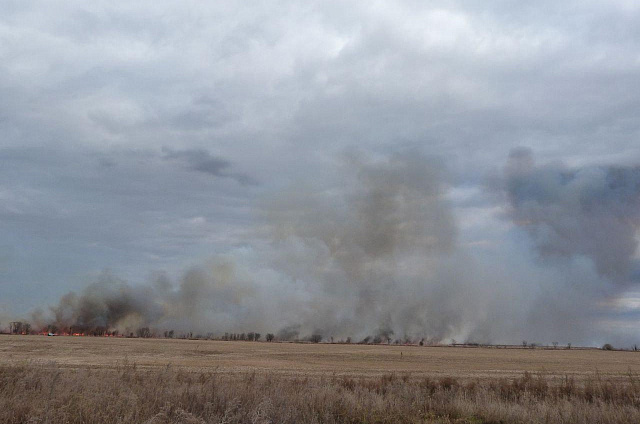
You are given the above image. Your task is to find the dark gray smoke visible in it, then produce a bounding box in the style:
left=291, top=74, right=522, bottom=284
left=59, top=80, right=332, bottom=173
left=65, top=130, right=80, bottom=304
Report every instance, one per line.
left=505, top=147, right=640, bottom=285
left=36, top=151, right=480, bottom=340
left=259, top=151, right=469, bottom=340
left=36, top=262, right=263, bottom=335
left=28, top=150, right=640, bottom=345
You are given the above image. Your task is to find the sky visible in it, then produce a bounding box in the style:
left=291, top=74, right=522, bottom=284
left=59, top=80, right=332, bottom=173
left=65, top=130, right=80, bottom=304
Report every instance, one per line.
left=1, top=1, right=640, bottom=345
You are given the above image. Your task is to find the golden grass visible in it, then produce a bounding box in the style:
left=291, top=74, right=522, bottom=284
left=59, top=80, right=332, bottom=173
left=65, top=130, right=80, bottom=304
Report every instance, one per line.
left=3, top=363, right=640, bottom=423
left=3, top=335, right=640, bottom=423
left=2, top=335, right=639, bottom=380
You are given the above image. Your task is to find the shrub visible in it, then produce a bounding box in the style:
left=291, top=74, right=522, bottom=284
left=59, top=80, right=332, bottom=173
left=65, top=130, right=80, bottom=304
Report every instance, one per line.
left=309, top=334, right=322, bottom=343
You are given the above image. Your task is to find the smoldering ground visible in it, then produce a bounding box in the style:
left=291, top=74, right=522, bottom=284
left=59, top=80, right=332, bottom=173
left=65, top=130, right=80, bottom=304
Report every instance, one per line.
left=26, top=150, right=640, bottom=345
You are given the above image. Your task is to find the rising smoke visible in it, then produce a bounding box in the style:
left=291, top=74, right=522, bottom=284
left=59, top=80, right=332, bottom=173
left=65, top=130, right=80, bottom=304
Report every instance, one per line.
left=505, top=147, right=640, bottom=285
left=25, top=150, right=640, bottom=345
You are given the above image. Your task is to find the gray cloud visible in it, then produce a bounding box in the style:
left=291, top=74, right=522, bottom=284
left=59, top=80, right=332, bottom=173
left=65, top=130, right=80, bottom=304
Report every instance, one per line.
left=2, top=1, right=640, bottom=345
left=162, top=147, right=253, bottom=184
left=504, top=147, right=640, bottom=285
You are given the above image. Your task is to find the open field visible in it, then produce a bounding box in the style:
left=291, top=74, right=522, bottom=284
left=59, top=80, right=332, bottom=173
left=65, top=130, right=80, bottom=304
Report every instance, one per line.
left=3, top=335, right=640, bottom=423
left=2, top=335, right=639, bottom=379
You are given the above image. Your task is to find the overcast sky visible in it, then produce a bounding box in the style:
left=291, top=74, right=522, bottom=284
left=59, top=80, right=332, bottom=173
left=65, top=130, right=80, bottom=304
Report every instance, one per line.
left=1, top=1, right=639, bottom=344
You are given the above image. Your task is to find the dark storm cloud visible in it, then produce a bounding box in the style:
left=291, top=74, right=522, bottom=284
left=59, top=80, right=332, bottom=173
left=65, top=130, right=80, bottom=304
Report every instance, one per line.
left=504, top=148, right=640, bottom=284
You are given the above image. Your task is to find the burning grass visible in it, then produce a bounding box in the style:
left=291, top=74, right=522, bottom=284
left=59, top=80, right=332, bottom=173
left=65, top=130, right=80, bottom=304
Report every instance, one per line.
left=2, top=364, right=640, bottom=423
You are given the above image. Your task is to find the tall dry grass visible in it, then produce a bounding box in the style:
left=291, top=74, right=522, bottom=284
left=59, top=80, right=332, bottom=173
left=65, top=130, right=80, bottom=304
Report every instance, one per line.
left=1, top=363, right=640, bottom=423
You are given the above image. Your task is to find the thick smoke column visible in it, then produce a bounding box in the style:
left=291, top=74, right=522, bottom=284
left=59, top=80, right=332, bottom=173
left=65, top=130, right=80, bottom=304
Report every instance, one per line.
left=505, top=148, right=640, bottom=285
left=259, top=151, right=491, bottom=341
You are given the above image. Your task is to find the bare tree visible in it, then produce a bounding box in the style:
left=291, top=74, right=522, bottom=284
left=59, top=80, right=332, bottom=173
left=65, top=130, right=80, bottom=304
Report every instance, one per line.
left=309, top=334, right=322, bottom=343
left=266, top=333, right=274, bottom=342
left=136, top=327, right=151, bottom=338
left=10, top=322, right=25, bottom=334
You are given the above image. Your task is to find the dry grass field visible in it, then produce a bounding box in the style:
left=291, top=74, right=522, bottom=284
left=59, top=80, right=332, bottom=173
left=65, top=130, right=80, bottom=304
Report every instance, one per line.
left=2, top=335, right=639, bottom=379
left=3, top=335, right=640, bottom=423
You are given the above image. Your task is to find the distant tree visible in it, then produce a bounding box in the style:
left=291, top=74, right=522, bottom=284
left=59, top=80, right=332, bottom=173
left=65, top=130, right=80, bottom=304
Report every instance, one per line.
left=345, top=337, right=351, bottom=344
left=10, top=322, right=23, bottom=334
left=266, top=333, right=275, bottom=342
left=522, top=340, right=528, bottom=348
left=552, top=341, right=559, bottom=349
left=602, top=343, right=614, bottom=351
left=136, top=327, right=151, bottom=338
left=360, top=336, right=371, bottom=344
left=419, top=338, right=424, bottom=346
left=372, top=335, right=382, bottom=344
left=247, top=332, right=255, bottom=341
left=567, top=343, right=571, bottom=350
left=309, top=334, right=322, bottom=343
left=634, top=344, right=638, bottom=352
left=254, top=333, right=261, bottom=341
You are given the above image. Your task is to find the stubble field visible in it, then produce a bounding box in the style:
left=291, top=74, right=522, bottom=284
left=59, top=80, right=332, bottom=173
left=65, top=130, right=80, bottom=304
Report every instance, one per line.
left=2, top=335, right=639, bottom=379
left=2, top=335, right=640, bottom=423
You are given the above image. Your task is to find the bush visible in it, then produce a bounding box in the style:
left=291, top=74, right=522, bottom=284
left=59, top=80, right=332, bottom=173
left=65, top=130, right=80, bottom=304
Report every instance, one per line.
left=602, top=343, right=614, bottom=351
left=309, top=334, right=322, bottom=343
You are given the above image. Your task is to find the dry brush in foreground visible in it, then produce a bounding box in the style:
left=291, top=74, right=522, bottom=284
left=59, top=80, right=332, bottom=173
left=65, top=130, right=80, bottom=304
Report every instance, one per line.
left=2, top=364, right=640, bottom=424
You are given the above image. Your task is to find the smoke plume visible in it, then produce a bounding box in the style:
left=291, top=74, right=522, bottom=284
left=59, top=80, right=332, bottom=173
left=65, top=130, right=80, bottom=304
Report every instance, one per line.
left=505, top=147, right=640, bottom=285
left=23, top=150, right=640, bottom=345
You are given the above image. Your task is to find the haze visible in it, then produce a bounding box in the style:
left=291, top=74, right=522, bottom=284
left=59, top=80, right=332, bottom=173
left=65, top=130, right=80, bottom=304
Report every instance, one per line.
left=1, top=1, right=639, bottom=346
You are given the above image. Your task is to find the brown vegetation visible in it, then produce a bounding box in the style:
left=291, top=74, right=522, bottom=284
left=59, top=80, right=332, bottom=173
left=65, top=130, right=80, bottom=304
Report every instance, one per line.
left=3, top=336, right=639, bottom=380
left=2, top=336, right=640, bottom=423
left=2, top=364, right=640, bottom=423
